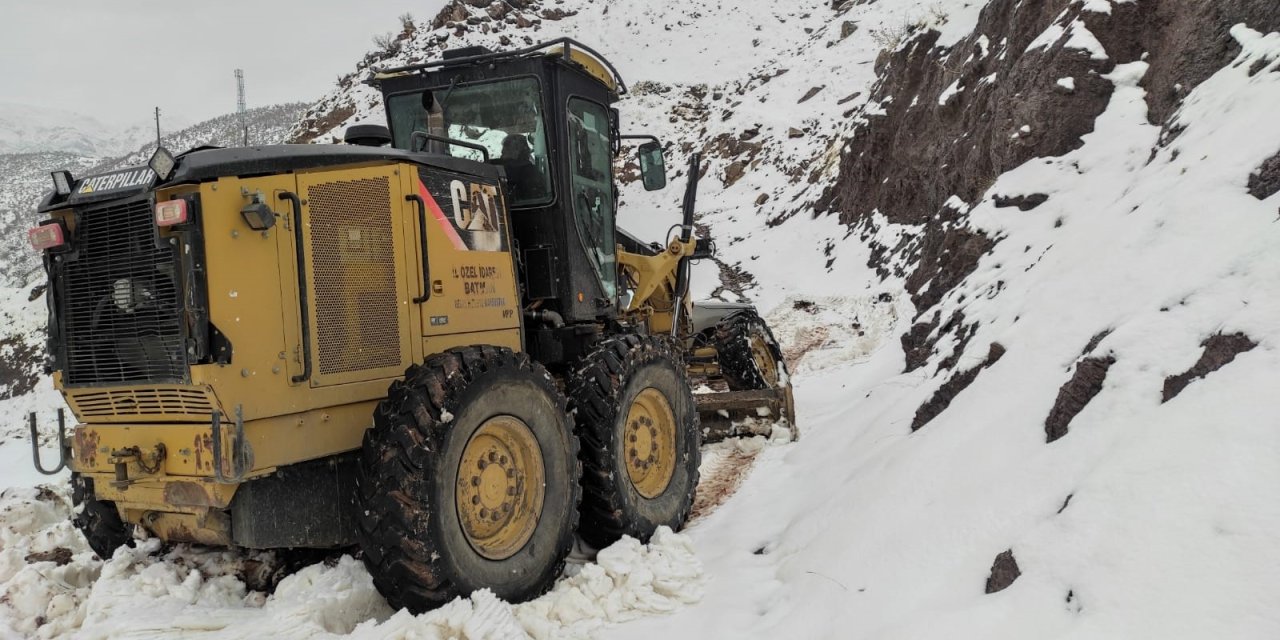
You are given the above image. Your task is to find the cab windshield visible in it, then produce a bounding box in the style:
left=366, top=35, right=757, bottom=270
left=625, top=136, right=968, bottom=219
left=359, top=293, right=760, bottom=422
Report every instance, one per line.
left=387, top=77, right=553, bottom=207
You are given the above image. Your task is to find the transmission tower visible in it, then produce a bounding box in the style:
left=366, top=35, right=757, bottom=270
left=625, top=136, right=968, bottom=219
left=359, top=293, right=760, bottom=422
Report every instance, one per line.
left=235, top=69, right=248, bottom=146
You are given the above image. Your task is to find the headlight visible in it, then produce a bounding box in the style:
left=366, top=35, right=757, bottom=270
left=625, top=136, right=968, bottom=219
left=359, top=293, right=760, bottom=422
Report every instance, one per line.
left=111, top=278, right=155, bottom=313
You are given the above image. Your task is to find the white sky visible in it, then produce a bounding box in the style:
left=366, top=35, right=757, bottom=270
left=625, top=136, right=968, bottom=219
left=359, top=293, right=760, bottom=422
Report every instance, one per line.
left=0, top=0, right=446, bottom=128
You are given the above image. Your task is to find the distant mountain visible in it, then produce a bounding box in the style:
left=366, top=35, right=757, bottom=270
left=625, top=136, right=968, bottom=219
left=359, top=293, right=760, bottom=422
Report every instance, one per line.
left=0, top=102, right=307, bottom=288
left=0, top=102, right=175, bottom=157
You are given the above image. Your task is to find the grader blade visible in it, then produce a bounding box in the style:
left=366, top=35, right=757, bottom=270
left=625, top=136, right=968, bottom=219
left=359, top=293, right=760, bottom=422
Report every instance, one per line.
left=695, top=386, right=797, bottom=443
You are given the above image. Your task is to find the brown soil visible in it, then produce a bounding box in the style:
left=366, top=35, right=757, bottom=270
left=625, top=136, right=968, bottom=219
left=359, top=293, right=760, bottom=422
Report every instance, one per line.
left=1162, top=332, right=1257, bottom=402
left=689, top=445, right=762, bottom=522
left=1045, top=356, right=1114, bottom=443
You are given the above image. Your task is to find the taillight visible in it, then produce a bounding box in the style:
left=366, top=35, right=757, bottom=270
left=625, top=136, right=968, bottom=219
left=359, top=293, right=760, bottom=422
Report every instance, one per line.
left=155, top=199, right=188, bottom=227
left=28, top=223, right=66, bottom=251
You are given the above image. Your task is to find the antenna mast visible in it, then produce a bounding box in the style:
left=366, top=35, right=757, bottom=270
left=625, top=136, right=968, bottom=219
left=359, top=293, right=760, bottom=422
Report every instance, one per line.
left=154, top=107, right=162, bottom=147
left=235, top=69, right=248, bottom=146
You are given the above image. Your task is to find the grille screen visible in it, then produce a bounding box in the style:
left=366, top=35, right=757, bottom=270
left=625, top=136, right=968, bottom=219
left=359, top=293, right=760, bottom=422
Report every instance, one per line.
left=70, top=386, right=213, bottom=418
left=62, top=197, right=185, bottom=385
left=307, top=176, right=401, bottom=375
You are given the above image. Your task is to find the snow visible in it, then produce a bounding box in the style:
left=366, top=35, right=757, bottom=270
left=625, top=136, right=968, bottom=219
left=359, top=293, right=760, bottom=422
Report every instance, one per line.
left=2, top=0, right=1279, bottom=638
left=1057, top=77, right=1077, bottom=91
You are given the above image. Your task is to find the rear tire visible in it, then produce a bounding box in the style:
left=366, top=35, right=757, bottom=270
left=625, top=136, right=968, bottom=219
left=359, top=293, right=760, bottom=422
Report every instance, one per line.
left=355, top=346, right=581, bottom=613
left=568, top=335, right=700, bottom=549
left=70, top=473, right=132, bottom=560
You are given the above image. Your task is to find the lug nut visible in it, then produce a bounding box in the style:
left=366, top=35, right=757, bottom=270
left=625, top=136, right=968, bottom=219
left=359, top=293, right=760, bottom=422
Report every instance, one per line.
left=472, top=495, right=480, bottom=505
left=471, top=476, right=481, bottom=486
left=506, top=468, right=515, bottom=478
left=478, top=459, right=487, bottom=470
left=500, top=455, right=508, bottom=465
left=507, top=486, right=515, bottom=496
left=488, top=451, right=497, bottom=462
left=481, top=508, right=489, bottom=518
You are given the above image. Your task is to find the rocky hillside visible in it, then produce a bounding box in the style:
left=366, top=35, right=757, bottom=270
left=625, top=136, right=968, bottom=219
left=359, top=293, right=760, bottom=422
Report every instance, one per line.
left=0, top=102, right=306, bottom=289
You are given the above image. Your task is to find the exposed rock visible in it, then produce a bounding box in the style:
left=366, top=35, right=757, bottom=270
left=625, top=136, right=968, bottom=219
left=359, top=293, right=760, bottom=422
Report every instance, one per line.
left=1247, top=150, right=1280, bottom=200
left=912, top=342, right=1005, bottom=431
left=788, top=127, right=806, bottom=139
left=993, top=193, right=1050, bottom=211
left=1081, top=328, right=1113, bottom=356
left=985, top=550, right=1020, bottom=594
left=798, top=86, right=825, bottom=103
left=841, top=21, right=859, bottom=39
left=755, top=193, right=770, bottom=206
left=1162, top=332, right=1258, bottom=402
left=1045, top=356, right=1115, bottom=443
left=723, top=161, right=747, bottom=187
left=0, top=334, right=41, bottom=400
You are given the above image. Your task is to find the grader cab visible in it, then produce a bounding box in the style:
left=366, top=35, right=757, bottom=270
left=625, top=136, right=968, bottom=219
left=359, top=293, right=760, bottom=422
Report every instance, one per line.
left=27, top=38, right=794, bottom=611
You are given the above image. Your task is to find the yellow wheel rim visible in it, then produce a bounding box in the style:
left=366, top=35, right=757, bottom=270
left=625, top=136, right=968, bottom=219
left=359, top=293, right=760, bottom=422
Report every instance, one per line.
left=750, top=333, right=779, bottom=387
left=623, top=388, right=677, bottom=499
left=455, top=416, right=545, bottom=560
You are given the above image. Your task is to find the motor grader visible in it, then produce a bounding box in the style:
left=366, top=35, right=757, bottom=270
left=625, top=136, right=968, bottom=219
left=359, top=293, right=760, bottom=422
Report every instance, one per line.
left=26, top=38, right=794, bottom=611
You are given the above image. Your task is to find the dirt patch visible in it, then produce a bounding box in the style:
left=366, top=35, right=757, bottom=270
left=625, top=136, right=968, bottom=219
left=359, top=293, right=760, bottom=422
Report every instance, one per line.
left=1162, top=332, right=1258, bottom=402
left=912, top=342, right=1006, bottom=431
left=24, top=547, right=73, bottom=566
left=1247, top=151, right=1280, bottom=200
left=689, top=443, right=762, bottom=522
left=985, top=549, right=1020, bottom=594
left=1045, top=356, right=1115, bottom=443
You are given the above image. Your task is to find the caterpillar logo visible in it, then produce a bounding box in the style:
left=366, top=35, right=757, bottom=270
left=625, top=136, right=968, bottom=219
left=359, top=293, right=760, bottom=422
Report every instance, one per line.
left=76, top=168, right=154, bottom=195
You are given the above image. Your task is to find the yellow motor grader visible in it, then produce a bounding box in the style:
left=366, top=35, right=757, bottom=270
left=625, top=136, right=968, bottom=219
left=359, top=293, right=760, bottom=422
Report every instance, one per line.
left=26, top=39, right=793, bottom=611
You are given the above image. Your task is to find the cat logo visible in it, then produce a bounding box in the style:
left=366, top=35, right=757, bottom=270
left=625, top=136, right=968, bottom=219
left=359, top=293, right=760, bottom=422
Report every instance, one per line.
left=76, top=168, right=154, bottom=195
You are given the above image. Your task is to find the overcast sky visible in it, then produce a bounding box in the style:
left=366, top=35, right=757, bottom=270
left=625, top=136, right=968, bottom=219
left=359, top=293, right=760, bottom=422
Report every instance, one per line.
left=0, top=0, right=445, bottom=128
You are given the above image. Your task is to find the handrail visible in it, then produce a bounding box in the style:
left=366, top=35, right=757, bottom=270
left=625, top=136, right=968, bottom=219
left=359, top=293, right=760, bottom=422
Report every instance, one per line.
left=407, top=193, right=431, bottom=303
left=278, top=191, right=311, bottom=384
left=28, top=409, right=67, bottom=475
left=410, top=132, right=490, bottom=161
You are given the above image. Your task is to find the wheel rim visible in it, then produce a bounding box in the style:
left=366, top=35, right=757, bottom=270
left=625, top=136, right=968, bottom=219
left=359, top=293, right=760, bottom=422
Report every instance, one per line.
left=749, top=331, right=780, bottom=387
left=623, top=387, right=677, bottom=499
left=456, top=416, right=545, bottom=560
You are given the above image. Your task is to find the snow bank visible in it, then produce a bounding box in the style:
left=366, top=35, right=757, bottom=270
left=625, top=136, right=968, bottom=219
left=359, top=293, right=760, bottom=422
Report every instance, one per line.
left=0, top=484, right=704, bottom=639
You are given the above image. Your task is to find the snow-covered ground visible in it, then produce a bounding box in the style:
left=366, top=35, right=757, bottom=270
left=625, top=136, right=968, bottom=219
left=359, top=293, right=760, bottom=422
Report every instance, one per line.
left=2, top=0, right=1279, bottom=637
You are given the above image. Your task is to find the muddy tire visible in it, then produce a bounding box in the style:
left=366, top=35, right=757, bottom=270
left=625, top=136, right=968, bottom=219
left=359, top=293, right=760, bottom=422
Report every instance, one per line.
left=568, top=335, right=700, bottom=549
left=714, top=310, right=788, bottom=391
left=355, top=346, right=581, bottom=613
left=71, top=473, right=132, bottom=560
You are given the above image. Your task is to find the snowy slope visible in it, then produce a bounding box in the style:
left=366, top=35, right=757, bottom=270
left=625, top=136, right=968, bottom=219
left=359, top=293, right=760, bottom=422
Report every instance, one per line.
left=2, top=0, right=1279, bottom=638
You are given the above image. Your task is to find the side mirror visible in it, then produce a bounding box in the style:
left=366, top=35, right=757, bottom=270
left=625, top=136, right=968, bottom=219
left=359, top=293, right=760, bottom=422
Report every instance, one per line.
left=637, top=141, right=667, bottom=191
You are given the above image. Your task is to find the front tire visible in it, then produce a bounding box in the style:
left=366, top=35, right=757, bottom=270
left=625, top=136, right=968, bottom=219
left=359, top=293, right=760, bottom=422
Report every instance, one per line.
left=568, top=335, right=700, bottom=549
left=71, top=473, right=132, bottom=560
left=713, top=310, right=788, bottom=391
left=355, top=346, right=581, bottom=613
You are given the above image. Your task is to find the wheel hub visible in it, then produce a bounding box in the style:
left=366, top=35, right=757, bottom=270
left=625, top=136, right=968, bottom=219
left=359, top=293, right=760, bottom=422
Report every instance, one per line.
left=623, top=387, right=677, bottom=499
left=750, top=333, right=779, bottom=387
left=456, top=416, right=545, bottom=560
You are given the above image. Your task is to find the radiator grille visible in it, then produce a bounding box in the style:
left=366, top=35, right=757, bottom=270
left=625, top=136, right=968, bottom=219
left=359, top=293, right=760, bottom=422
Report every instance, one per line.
left=69, top=386, right=214, bottom=418
left=307, top=176, right=401, bottom=375
left=61, top=197, right=186, bottom=385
